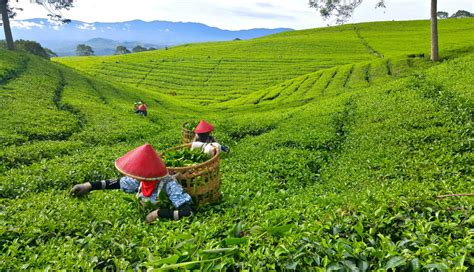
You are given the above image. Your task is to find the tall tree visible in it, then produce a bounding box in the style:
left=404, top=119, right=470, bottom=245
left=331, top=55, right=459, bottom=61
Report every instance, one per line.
left=76, top=44, right=94, bottom=56
left=115, top=45, right=131, bottom=55
left=430, top=0, right=438, bottom=61
left=437, top=11, right=449, bottom=19
left=0, top=0, right=14, bottom=50
left=0, top=0, right=73, bottom=51
left=0, top=39, right=55, bottom=58
left=132, top=45, right=147, bottom=53
left=308, top=0, right=441, bottom=61
left=450, top=10, right=473, bottom=18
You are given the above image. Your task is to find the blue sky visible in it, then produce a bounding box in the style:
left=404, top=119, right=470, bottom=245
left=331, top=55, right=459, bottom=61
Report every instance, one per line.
left=11, top=0, right=474, bottom=30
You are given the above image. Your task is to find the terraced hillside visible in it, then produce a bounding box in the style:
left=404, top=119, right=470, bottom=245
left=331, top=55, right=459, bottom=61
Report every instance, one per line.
left=1, top=19, right=473, bottom=270
left=56, top=19, right=474, bottom=105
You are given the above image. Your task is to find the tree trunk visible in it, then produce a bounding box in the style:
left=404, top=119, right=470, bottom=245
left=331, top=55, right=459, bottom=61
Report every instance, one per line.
left=430, top=0, right=439, bottom=61
left=0, top=0, right=14, bottom=50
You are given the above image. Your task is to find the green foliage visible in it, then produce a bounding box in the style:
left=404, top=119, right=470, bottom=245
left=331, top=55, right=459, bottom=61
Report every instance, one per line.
left=132, top=45, right=148, bottom=53
left=115, top=45, right=131, bottom=55
left=450, top=10, right=473, bottom=19
left=57, top=19, right=474, bottom=105
left=76, top=44, right=94, bottom=56
left=162, top=148, right=210, bottom=167
left=0, top=48, right=27, bottom=84
left=354, top=19, right=474, bottom=58
left=0, top=39, right=55, bottom=59
left=308, top=0, right=385, bottom=24
left=1, top=19, right=473, bottom=270
left=437, top=11, right=449, bottom=19
left=183, top=120, right=199, bottom=130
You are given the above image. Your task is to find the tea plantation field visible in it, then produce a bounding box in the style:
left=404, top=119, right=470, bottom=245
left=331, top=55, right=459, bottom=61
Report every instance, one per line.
left=56, top=19, right=474, bottom=105
left=1, top=19, right=473, bottom=270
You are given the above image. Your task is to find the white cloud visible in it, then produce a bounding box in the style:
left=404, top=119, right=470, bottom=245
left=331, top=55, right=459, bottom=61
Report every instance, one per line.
left=10, top=20, right=44, bottom=29
left=11, top=0, right=474, bottom=30
left=77, top=23, right=96, bottom=30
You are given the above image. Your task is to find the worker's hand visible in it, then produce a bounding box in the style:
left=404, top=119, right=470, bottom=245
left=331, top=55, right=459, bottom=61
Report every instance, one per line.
left=146, top=209, right=160, bottom=224
left=69, top=182, right=92, bottom=197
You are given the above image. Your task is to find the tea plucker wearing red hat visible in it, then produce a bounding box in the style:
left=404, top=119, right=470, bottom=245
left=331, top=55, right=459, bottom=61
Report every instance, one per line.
left=70, top=144, right=193, bottom=223
left=133, top=101, right=148, bottom=117
left=191, top=120, right=229, bottom=155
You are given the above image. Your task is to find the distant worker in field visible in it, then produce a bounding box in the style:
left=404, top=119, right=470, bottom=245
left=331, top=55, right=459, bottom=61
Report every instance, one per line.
left=133, top=100, right=142, bottom=110
left=133, top=100, right=148, bottom=116
left=69, top=144, right=193, bottom=223
left=191, top=120, right=229, bottom=155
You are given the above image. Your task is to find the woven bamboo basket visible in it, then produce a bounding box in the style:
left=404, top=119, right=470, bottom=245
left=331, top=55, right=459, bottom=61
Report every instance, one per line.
left=164, top=143, right=221, bottom=205
left=182, top=123, right=196, bottom=144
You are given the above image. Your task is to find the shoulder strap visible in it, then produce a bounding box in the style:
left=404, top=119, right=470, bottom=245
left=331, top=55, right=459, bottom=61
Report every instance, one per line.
left=156, top=179, right=166, bottom=198
left=136, top=182, right=142, bottom=198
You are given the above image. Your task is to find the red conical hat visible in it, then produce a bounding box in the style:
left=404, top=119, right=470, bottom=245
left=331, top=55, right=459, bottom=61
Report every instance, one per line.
left=194, top=120, right=214, bottom=133
left=115, top=144, right=168, bottom=180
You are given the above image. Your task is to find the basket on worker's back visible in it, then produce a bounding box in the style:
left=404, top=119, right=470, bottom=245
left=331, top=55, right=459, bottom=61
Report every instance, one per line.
left=182, top=122, right=196, bottom=144
left=164, top=143, right=221, bottom=205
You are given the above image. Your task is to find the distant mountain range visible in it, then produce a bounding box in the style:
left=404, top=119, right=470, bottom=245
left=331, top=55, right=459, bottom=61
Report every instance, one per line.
left=6, top=19, right=293, bottom=56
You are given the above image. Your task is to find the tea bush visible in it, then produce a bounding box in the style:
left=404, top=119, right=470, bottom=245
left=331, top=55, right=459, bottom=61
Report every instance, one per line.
left=1, top=18, right=473, bottom=270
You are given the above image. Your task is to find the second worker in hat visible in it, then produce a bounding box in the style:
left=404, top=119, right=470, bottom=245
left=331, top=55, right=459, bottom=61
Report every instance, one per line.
left=191, top=120, right=230, bottom=155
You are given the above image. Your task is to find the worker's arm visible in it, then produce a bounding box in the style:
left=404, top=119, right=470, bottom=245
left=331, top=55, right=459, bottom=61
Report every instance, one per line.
left=145, top=176, right=194, bottom=223
left=146, top=203, right=194, bottom=223
left=70, top=178, right=120, bottom=196
left=90, top=176, right=140, bottom=192
left=89, top=179, right=121, bottom=190
left=70, top=177, right=139, bottom=197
